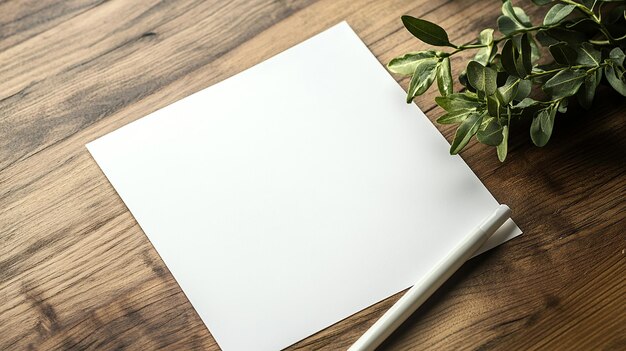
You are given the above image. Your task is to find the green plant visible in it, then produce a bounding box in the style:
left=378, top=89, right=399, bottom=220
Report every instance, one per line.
left=388, top=0, right=626, bottom=161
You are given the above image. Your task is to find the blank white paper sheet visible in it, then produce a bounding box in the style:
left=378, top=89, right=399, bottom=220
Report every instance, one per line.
left=87, top=22, right=522, bottom=351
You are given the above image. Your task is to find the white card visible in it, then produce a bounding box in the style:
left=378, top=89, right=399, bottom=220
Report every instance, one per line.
left=87, top=22, right=521, bottom=351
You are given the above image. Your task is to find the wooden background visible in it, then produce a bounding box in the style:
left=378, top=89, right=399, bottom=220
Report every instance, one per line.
left=1, top=0, right=624, bottom=350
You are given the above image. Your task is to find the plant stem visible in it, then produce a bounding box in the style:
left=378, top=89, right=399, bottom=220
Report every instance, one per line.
left=527, top=63, right=606, bottom=79
left=614, top=33, right=626, bottom=41
left=493, top=26, right=545, bottom=43
left=447, top=25, right=556, bottom=56
left=589, top=39, right=611, bottom=45
left=447, top=43, right=489, bottom=55
left=445, top=1, right=616, bottom=58
left=559, top=0, right=616, bottom=45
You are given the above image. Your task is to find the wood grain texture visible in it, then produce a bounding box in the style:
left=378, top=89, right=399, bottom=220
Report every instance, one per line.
left=1, top=0, right=624, bottom=350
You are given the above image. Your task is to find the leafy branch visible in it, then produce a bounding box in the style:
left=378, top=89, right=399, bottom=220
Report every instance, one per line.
left=388, top=0, right=626, bottom=161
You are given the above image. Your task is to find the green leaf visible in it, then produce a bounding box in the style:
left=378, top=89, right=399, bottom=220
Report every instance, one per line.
left=605, top=64, right=626, bottom=96
left=530, top=105, right=557, bottom=147
left=557, top=98, right=568, bottom=113
left=502, top=37, right=531, bottom=78
left=474, top=46, right=497, bottom=66
left=519, top=33, right=532, bottom=76
left=514, top=79, right=531, bottom=101
left=436, top=57, right=453, bottom=96
left=497, top=76, right=521, bottom=104
left=609, top=47, right=625, bottom=67
left=401, top=16, right=454, bottom=47
left=450, top=112, right=483, bottom=154
left=477, top=117, right=504, bottom=146
left=406, top=58, right=439, bottom=102
left=576, top=75, right=595, bottom=109
left=528, top=34, right=541, bottom=63
left=502, top=1, right=517, bottom=19
left=514, top=97, right=539, bottom=108
left=575, top=68, right=599, bottom=109
left=540, top=27, right=586, bottom=47
left=575, top=43, right=601, bottom=66
left=387, top=51, right=438, bottom=75
left=467, top=61, right=497, bottom=95
left=542, top=69, right=586, bottom=98
left=536, top=29, right=560, bottom=46
left=497, top=125, right=509, bottom=162
left=543, top=4, right=576, bottom=25
left=549, top=42, right=577, bottom=65
left=436, top=109, right=473, bottom=124
left=487, top=94, right=501, bottom=117
left=479, top=28, right=494, bottom=45
left=502, top=1, right=532, bottom=27
left=498, top=15, right=524, bottom=35
left=501, top=40, right=519, bottom=77
left=513, top=7, right=533, bottom=27
left=435, top=92, right=481, bottom=111
left=473, top=29, right=496, bottom=65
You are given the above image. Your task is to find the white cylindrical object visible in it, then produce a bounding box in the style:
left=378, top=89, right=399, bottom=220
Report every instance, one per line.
left=348, top=205, right=511, bottom=351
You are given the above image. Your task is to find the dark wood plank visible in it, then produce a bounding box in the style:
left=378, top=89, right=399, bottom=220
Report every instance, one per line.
left=1, top=0, right=624, bottom=350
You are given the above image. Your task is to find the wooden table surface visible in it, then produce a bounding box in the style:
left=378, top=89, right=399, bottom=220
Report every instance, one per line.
left=1, top=0, right=625, bottom=350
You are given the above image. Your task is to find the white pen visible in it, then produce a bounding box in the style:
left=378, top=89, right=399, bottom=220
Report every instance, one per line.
left=348, top=204, right=512, bottom=351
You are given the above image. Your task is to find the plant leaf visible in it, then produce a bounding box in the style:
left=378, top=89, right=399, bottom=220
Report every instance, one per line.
left=532, top=0, right=552, bottom=5
left=436, top=109, right=474, bottom=124
left=576, top=69, right=601, bottom=109
left=513, top=7, right=533, bottom=27
left=574, top=42, right=601, bottom=66
left=501, top=39, right=519, bottom=77
left=514, top=97, right=539, bottom=108
left=542, top=69, right=586, bottom=98
left=388, top=51, right=438, bottom=75
left=477, top=117, right=504, bottom=146
left=474, top=46, right=497, bottom=66
left=401, top=16, right=454, bottom=47
left=557, top=98, right=568, bottom=113
left=536, top=29, right=560, bottom=46
left=605, top=64, right=626, bottom=96
left=497, top=125, right=509, bottom=162
left=406, top=58, right=439, bottom=102
left=609, top=47, right=625, bottom=67
left=474, top=29, right=496, bottom=65
left=502, top=1, right=532, bottom=27
left=501, top=1, right=517, bottom=20
left=530, top=105, right=556, bottom=147
left=519, top=33, right=532, bottom=76
left=528, top=34, right=541, bottom=64
left=450, top=112, right=483, bottom=154
left=549, top=42, right=577, bottom=65
left=467, top=61, right=497, bottom=95
left=435, top=92, right=481, bottom=111
left=487, top=94, right=501, bottom=117
left=498, top=15, right=524, bottom=35
left=497, top=76, right=521, bottom=104
left=540, top=27, right=586, bottom=47
left=436, top=57, right=453, bottom=96
left=544, top=4, right=576, bottom=25
left=514, top=79, right=531, bottom=101
left=479, top=28, right=495, bottom=45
